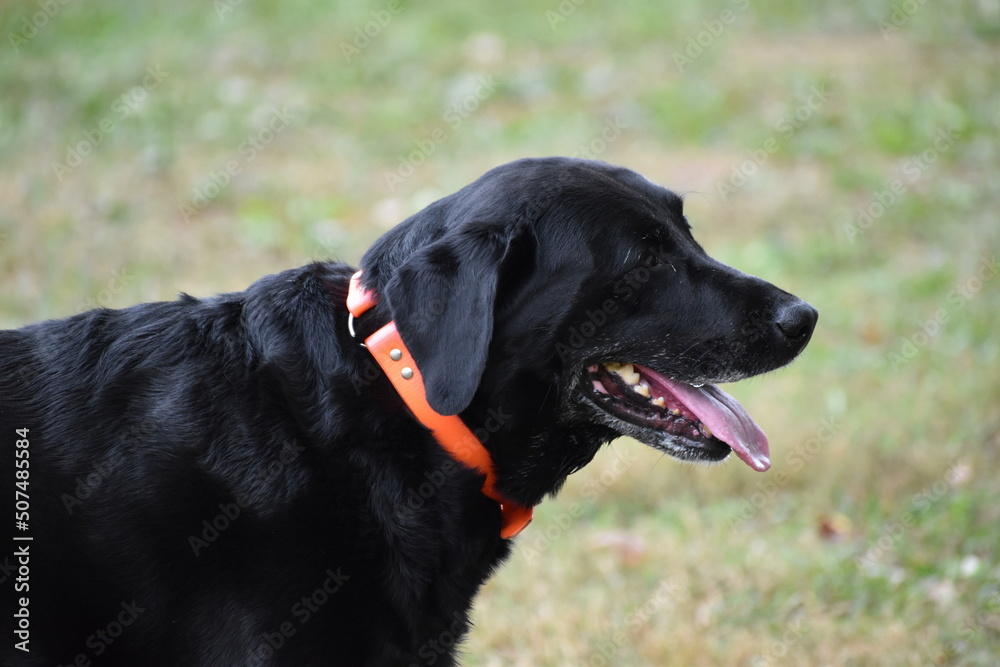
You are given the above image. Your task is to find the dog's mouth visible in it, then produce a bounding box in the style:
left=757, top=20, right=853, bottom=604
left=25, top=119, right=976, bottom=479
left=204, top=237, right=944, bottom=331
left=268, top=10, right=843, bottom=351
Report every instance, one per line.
left=582, top=362, right=770, bottom=472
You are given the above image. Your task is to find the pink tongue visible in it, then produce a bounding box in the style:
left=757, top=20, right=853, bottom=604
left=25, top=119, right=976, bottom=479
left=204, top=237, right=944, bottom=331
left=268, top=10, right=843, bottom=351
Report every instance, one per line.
left=642, top=369, right=771, bottom=472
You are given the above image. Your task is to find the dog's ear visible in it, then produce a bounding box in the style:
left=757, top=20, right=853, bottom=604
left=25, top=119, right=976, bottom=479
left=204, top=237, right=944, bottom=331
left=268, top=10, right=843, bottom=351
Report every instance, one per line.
left=383, top=222, right=514, bottom=416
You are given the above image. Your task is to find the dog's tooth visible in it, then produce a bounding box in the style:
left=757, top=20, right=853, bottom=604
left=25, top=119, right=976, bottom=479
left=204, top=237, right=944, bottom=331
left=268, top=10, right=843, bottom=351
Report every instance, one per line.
left=603, top=362, right=621, bottom=372
left=634, top=382, right=651, bottom=398
left=619, top=364, right=640, bottom=385
left=669, top=409, right=682, bottom=417
left=651, top=396, right=666, bottom=408
left=700, top=423, right=713, bottom=439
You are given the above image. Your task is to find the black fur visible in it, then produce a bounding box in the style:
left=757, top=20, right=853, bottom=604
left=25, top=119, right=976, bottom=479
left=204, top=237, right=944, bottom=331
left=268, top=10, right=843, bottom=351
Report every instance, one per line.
left=0, top=157, right=816, bottom=666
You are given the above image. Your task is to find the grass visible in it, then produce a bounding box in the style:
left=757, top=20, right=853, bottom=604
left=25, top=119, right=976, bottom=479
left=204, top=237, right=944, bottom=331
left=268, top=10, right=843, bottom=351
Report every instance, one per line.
left=2, top=1, right=999, bottom=664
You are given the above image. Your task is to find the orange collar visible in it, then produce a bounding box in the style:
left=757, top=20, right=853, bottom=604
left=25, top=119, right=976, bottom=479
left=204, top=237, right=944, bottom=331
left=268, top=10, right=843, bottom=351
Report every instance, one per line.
left=346, top=271, right=532, bottom=539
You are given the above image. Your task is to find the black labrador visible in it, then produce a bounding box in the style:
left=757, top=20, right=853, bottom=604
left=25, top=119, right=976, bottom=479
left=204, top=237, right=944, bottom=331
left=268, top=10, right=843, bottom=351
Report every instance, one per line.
left=0, top=157, right=816, bottom=666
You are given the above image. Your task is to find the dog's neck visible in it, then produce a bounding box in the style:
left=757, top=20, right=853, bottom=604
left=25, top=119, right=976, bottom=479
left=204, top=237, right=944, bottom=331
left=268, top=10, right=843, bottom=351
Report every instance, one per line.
left=345, top=271, right=533, bottom=539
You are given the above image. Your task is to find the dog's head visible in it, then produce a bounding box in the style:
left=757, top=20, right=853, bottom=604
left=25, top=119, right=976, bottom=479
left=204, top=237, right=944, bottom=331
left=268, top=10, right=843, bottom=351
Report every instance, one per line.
left=360, top=157, right=817, bottom=504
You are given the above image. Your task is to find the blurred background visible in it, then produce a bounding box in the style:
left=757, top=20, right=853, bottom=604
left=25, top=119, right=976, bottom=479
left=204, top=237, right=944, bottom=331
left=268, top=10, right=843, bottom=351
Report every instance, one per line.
left=2, top=1, right=998, bottom=664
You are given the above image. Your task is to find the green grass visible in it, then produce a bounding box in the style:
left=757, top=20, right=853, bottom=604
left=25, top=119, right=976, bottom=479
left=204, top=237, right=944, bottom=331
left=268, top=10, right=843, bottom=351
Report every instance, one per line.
left=2, top=1, right=999, bottom=664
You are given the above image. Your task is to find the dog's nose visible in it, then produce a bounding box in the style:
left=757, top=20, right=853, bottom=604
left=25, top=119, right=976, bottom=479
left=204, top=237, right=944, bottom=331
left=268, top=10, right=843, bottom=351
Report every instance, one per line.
left=775, top=300, right=818, bottom=346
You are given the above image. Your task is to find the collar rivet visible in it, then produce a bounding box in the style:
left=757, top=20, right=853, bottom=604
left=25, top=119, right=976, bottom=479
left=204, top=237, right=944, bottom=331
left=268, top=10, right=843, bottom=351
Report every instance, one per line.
left=389, top=348, right=403, bottom=361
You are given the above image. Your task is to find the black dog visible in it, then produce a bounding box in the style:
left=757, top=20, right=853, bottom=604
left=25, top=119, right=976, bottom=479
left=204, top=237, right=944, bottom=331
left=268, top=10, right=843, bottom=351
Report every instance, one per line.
left=0, top=157, right=816, bottom=666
